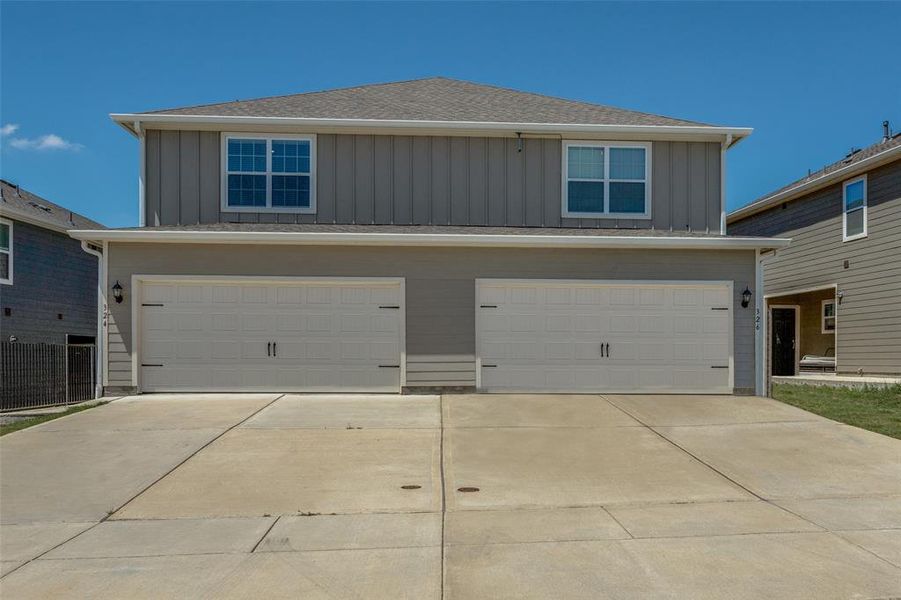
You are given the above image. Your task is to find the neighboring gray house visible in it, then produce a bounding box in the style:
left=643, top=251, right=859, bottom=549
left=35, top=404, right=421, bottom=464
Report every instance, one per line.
left=70, top=77, right=787, bottom=396
left=0, top=180, right=104, bottom=345
left=729, top=126, right=901, bottom=378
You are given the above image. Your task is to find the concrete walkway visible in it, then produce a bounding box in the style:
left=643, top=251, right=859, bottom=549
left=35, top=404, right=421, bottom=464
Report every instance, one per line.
left=1, top=393, right=899, bottom=598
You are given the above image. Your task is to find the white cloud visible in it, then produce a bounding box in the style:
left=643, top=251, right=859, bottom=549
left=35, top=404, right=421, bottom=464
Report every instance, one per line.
left=0, top=124, right=19, bottom=136
left=9, top=133, right=84, bottom=151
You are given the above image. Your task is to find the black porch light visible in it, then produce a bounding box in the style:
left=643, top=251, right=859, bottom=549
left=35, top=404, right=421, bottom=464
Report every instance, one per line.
left=741, top=286, right=752, bottom=308
left=112, top=280, right=124, bottom=304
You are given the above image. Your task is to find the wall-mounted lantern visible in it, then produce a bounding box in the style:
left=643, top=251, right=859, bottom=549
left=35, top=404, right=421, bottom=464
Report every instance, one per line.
left=741, top=286, right=752, bottom=308
left=112, top=280, right=124, bottom=304
left=837, top=290, right=844, bottom=305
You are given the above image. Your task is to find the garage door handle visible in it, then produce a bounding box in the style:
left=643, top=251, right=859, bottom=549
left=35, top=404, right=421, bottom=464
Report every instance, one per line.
left=273, top=342, right=277, bottom=357
left=267, top=342, right=271, bottom=357
left=606, top=343, right=610, bottom=358
left=600, top=342, right=605, bottom=357
left=378, top=364, right=400, bottom=368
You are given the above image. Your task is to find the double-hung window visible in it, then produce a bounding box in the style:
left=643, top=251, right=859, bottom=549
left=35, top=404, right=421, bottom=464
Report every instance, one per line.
left=821, top=299, right=836, bottom=334
left=842, top=175, right=867, bottom=241
left=222, top=134, right=316, bottom=213
left=563, top=141, right=651, bottom=218
left=0, top=218, right=12, bottom=285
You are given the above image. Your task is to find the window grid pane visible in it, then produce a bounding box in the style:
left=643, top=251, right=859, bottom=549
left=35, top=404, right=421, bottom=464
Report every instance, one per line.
left=227, top=139, right=267, bottom=173
left=609, top=182, right=646, bottom=213
left=845, top=208, right=864, bottom=237
left=0, top=253, right=8, bottom=280
left=845, top=180, right=864, bottom=210
left=0, top=223, right=9, bottom=251
left=567, top=181, right=604, bottom=213
left=609, top=147, right=646, bottom=180
left=227, top=174, right=267, bottom=207
left=272, top=175, right=311, bottom=207
left=272, top=140, right=311, bottom=174
left=567, top=147, right=604, bottom=180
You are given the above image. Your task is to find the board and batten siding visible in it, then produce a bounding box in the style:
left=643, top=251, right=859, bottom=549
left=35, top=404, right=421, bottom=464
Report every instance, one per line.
left=104, top=244, right=756, bottom=392
left=730, top=159, right=901, bottom=375
left=143, top=130, right=723, bottom=233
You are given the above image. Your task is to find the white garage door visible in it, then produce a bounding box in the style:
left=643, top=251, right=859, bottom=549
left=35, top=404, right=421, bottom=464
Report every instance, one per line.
left=476, top=280, right=733, bottom=393
left=138, top=278, right=404, bottom=393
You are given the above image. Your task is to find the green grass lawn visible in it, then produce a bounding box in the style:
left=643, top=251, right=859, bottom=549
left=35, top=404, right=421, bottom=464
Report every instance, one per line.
left=772, top=384, right=901, bottom=439
left=0, top=402, right=107, bottom=436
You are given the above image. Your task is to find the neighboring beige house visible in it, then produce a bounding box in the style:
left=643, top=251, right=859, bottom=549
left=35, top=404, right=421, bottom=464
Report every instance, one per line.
left=728, top=125, right=901, bottom=379
left=70, top=77, right=788, bottom=396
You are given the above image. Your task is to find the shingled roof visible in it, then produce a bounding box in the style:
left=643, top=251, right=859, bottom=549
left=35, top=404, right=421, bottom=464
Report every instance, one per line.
left=0, top=180, right=104, bottom=232
left=728, top=130, right=901, bottom=222
left=140, top=77, right=710, bottom=128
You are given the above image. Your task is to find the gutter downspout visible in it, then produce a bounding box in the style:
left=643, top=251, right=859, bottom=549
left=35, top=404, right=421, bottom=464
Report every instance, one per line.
left=80, top=241, right=105, bottom=398
left=755, top=248, right=776, bottom=396
left=136, top=121, right=146, bottom=227
left=720, top=133, right=733, bottom=234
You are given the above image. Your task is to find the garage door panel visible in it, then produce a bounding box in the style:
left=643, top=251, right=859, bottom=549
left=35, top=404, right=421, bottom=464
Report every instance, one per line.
left=478, top=281, right=732, bottom=393
left=140, top=279, right=403, bottom=393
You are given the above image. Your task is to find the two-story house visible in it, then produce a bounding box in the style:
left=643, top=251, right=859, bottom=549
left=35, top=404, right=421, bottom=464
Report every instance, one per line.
left=1, top=180, right=103, bottom=346
left=70, top=78, right=788, bottom=396
left=729, top=125, right=901, bottom=380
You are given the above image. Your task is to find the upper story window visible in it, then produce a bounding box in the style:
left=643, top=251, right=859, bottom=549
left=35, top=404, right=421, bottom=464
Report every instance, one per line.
left=842, top=175, right=867, bottom=241
left=0, top=218, right=12, bottom=285
left=221, top=133, right=316, bottom=213
left=562, top=141, right=651, bottom=219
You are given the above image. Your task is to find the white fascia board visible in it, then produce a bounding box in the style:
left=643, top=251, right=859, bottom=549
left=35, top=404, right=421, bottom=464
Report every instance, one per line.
left=68, top=229, right=790, bottom=250
left=728, top=144, right=901, bottom=223
left=110, top=113, right=753, bottom=141
left=0, top=206, right=72, bottom=234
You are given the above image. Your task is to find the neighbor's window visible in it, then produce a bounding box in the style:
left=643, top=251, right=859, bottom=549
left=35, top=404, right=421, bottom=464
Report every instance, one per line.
left=0, top=218, right=11, bottom=285
left=222, top=134, right=315, bottom=212
left=563, top=142, right=650, bottom=218
left=822, top=299, right=836, bottom=334
left=843, top=175, right=867, bottom=241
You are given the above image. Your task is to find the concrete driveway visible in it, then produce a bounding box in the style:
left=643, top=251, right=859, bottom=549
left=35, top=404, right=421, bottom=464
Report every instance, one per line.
left=1, top=393, right=899, bottom=599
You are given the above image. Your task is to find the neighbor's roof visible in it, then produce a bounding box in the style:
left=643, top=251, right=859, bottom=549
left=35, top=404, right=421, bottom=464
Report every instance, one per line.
left=728, top=131, right=901, bottom=223
left=112, top=78, right=751, bottom=142
left=0, top=179, right=104, bottom=233
left=68, top=222, right=790, bottom=251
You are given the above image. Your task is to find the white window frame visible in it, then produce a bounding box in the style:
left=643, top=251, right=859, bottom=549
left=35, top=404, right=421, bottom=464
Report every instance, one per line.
left=220, top=133, right=317, bottom=214
left=821, top=299, right=836, bottom=334
left=842, top=174, right=867, bottom=242
left=0, top=218, right=12, bottom=285
left=561, top=140, right=652, bottom=220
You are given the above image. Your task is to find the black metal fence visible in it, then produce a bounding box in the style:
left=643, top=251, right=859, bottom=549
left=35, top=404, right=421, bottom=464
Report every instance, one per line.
left=1, top=343, right=96, bottom=411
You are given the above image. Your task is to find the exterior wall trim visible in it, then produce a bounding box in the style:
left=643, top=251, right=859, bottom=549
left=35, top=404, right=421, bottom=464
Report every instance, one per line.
left=112, top=113, right=752, bottom=143
left=128, top=274, right=406, bottom=392
left=70, top=229, right=790, bottom=250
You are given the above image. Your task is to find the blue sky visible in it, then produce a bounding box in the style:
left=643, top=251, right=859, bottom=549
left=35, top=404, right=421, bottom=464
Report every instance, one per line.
left=1, top=1, right=899, bottom=227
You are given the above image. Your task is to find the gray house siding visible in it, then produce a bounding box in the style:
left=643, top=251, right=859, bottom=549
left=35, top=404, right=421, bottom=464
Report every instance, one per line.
left=144, top=130, right=723, bottom=233
left=0, top=219, right=97, bottom=344
left=730, top=159, right=901, bottom=375
left=104, top=243, right=756, bottom=392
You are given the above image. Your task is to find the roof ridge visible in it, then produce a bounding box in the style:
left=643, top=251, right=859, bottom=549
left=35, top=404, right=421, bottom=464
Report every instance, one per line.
left=434, top=77, right=710, bottom=127
left=141, top=76, right=449, bottom=115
